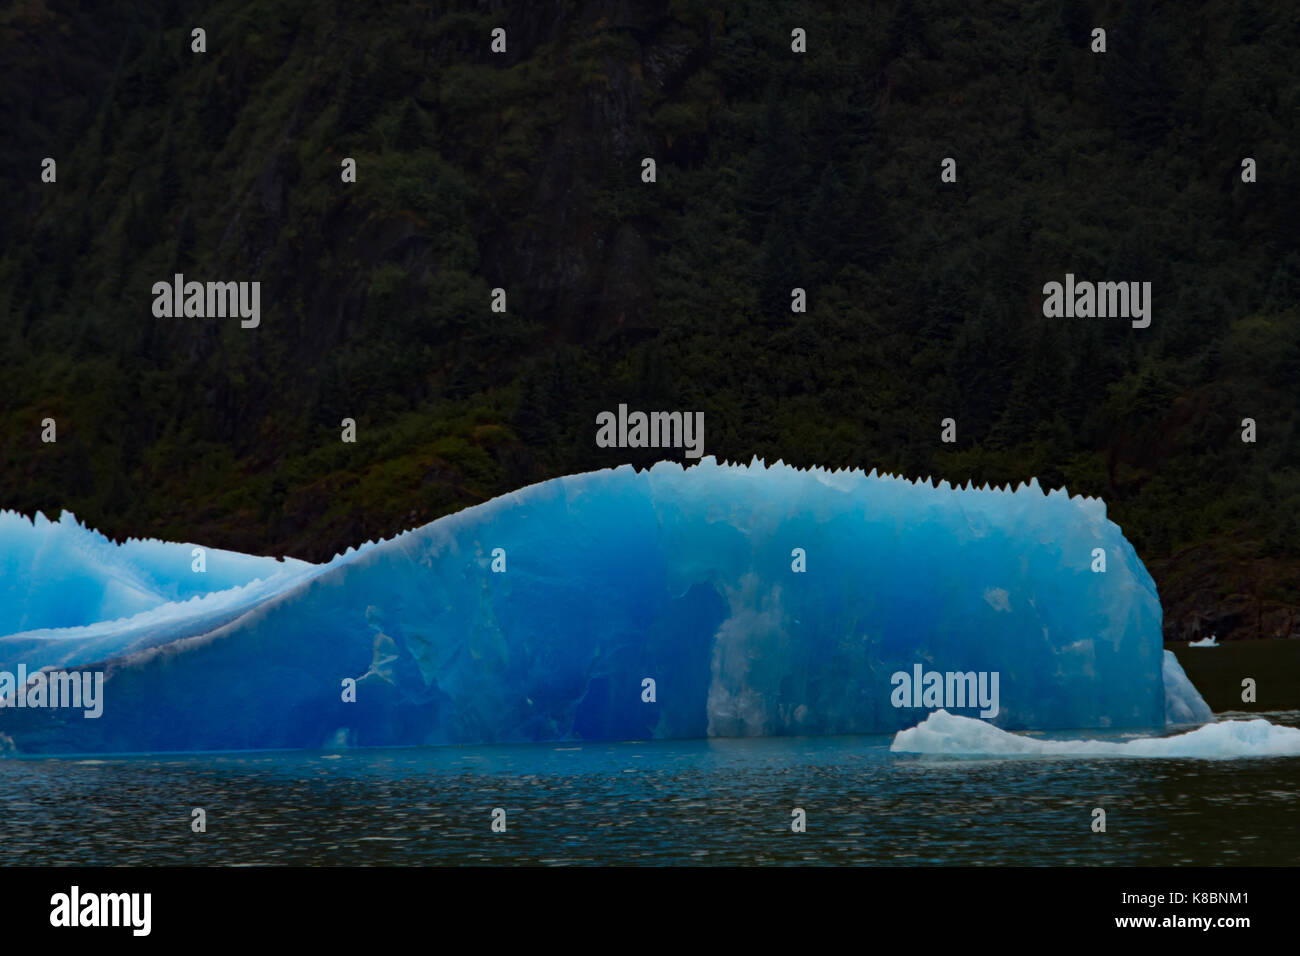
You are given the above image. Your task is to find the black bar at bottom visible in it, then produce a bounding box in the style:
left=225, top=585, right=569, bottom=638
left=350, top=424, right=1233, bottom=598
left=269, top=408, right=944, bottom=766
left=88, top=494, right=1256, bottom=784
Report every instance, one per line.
left=0, top=865, right=1278, bottom=942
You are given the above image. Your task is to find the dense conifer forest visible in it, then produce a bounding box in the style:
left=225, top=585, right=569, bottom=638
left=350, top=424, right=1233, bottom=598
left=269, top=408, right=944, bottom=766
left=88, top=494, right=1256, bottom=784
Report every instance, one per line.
left=2, top=0, right=1298, bottom=640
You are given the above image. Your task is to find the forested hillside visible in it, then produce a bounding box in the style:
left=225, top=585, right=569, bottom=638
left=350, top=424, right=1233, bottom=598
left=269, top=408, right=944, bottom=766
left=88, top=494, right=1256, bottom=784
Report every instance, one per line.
left=2, top=0, right=1298, bottom=640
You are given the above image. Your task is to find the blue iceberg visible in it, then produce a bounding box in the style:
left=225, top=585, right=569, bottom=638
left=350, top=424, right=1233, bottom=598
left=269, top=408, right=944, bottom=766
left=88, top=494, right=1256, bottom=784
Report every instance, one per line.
left=0, top=458, right=1209, bottom=754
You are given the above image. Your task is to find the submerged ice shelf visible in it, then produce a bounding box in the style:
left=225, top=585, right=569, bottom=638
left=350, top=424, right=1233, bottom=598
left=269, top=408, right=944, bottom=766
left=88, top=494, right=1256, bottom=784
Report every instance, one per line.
left=0, top=458, right=1210, bottom=755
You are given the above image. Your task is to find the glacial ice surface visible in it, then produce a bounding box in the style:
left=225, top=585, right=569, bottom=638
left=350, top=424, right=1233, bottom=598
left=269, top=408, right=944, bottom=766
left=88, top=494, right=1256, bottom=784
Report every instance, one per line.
left=0, top=458, right=1211, bottom=754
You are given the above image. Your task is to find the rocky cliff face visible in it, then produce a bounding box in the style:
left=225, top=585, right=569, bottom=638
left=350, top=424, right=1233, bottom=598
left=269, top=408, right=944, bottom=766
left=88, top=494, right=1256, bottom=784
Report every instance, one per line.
left=1152, top=540, right=1300, bottom=643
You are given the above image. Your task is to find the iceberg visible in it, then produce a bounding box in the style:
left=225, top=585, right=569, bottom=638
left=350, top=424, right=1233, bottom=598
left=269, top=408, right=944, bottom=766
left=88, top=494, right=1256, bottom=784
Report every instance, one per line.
left=891, top=709, right=1300, bottom=759
left=1163, top=649, right=1214, bottom=724
left=0, top=509, right=315, bottom=635
left=0, top=458, right=1210, bottom=754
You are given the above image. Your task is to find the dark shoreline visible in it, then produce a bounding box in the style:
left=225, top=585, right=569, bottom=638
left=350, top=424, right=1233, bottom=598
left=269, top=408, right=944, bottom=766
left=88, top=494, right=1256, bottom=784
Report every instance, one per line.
left=1166, top=637, right=1300, bottom=714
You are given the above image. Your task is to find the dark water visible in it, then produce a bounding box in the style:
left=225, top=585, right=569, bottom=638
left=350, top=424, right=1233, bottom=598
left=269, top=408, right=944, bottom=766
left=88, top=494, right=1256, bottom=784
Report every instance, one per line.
left=3, top=712, right=1299, bottom=866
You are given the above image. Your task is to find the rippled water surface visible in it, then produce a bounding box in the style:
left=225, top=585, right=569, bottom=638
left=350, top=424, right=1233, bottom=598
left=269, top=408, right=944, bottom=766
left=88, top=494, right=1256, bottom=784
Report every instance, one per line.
left=3, top=712, right=1298, bottom=866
